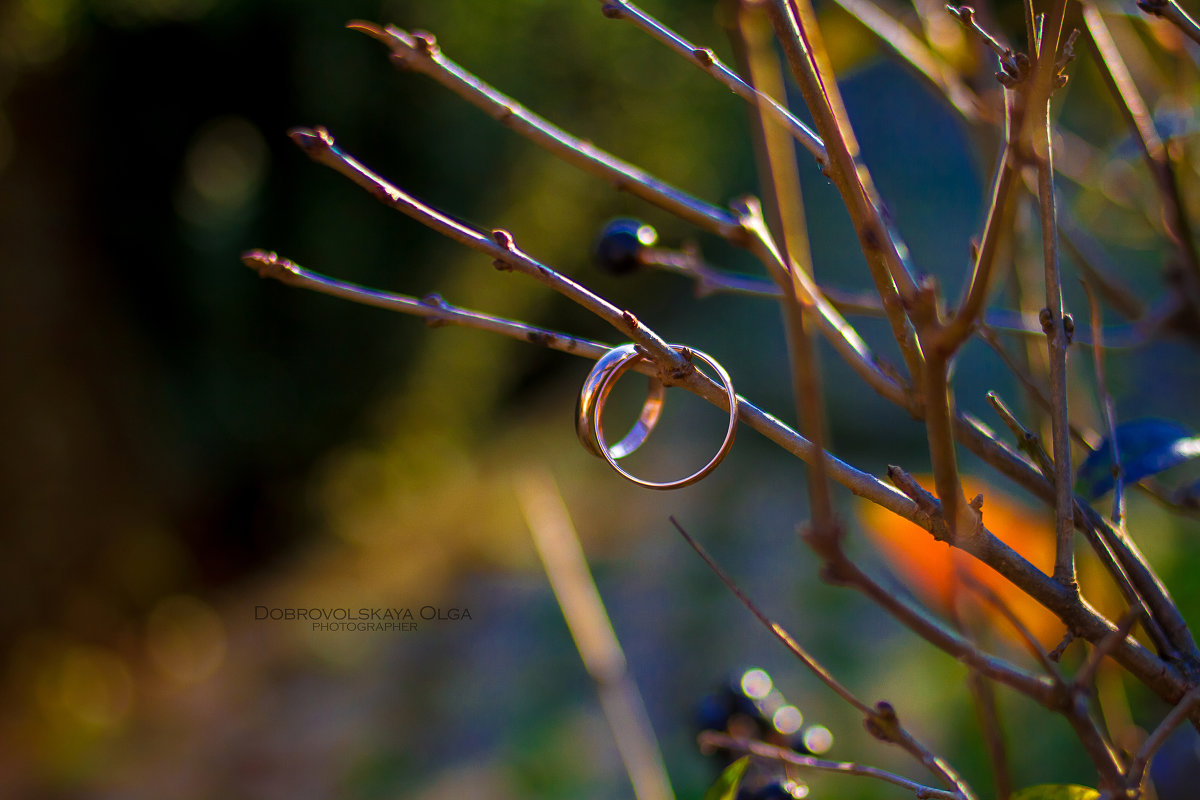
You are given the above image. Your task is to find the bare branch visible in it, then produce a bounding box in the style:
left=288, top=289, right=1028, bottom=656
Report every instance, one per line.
left=698, top=732, right=967, bottom=800
left=1080, top=277, right=1124, bottom=524
left=962, top=570, right=1059, bottom=677
left=673, top=517, right=979, bottom=799
left=1026, top=0, right=1077, bottom=590
left=669, top=516, right=872, bottom=716
left=985, top=391, right=1058, bottom=482
left=1084, top=4, right=1200, bottom=317
left=347, top=21, right=744, bottom=240
left=829, top=0, right=982, bottom=121
left=242, top=250, right=611, bottom=360
left=1127, top=686, right=1200, bottom=792
left=1136, top=0, right=1200, bottom=46
left=1074, top=606, right=1143, bottom=692
left=963, top=667, right=1013, bottom=800
left=729, top=1, right=836, bottom=536
left=288, top=126, right=695, bottom=373
left=817, top=539, right=1059, bottom=706
left=644, top=252, right=1139, bottom=346
left=596, top=0, right=826, bottom=162
left=767, top=0, right=926, bottom=382
left=978, top=330, right=1095, bottom=448
left=941, top=91, right=1020, bottom=349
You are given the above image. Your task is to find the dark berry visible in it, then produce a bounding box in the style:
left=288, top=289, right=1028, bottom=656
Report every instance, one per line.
left=593, top=218, right=657, bottom=275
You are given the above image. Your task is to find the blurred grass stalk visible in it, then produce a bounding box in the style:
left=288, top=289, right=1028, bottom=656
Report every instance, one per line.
left=516, top=468, right=675, bottom=800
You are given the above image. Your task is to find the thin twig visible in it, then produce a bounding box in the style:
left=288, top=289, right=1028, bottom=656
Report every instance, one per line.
left=669, top=516, right=872, bottom=716
left=942, top=90, right=1020, bottom=349
left=979, top=394, right=1174, bottom=659
left=1076, top=503, right=1196, bottom=663
left=946, top=4, right=1020, bottom=64
left=964, top=668, right=1013, bottom=800
left=948, top=599, right=1014, bottom=800
left=643, top=252, right=1139, bottom=345
left=518, top=471, right=675, bottom=800
left=767, top=0, right=926, bottom=383
left=1126, top=686, right=1200, bottom=792
left=961, top=570, right=1059, bottom=677
left=1136, top=0, right=1200, bottom=47
left=287, top=126, right=690, bottom=374
left=985, top=391, right=1059, bottom=481
left=735, top=200, right=912, bottom=408
left=953, top=412, right=1189, bottom=664
left=1075, top=606, right=1144, bottom=692
left=978, top=329, right=1095, bottom=448
left=242, top=251, right=612, bottom=359
left=730, top=0, right=836, bottom=537
left=596, top=0, right=826, bottom=162
left=698, top=732, right=966, bottom=800
left=1084, top=4, right=1200, bottom=308
left=1027, top=0, right=1076, bottom=589
left=921, top=343, right=974, bottom=540
left=348, top=21, right=744, bottom=240
left=828, top=0, right=981, bottom=120
left=818, top=540, right=1058, bottom=705
left=1063, top=707, right=1127, bottom=794
left=1058, top=214, right=1144, bottom=321
left=671, top=517, right=980, bottom=799
left=1080, top=277, right=1125, bottom=524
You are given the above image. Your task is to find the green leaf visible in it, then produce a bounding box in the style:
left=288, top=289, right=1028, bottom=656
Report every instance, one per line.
left=1075, top=419, right=1200, bottom=499
left=1010, top=784, right=1101, bottom=800
left=702, top=757, right=750, bottom=800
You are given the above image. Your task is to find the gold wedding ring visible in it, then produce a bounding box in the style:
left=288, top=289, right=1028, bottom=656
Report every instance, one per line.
left=577, top=343, right=738, bottom=490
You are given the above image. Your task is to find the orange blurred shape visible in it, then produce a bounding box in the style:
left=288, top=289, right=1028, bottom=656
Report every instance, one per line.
left=858, top=477, right=1067, bottom=648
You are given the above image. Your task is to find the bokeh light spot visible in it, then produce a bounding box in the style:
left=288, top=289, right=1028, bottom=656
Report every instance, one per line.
left=740, top=667, right=772, bottom=700
left=781, top=781, right=809, bottom=798
left=146, top=595, right=226, bottom=685
left=772, top=704, right=803, bottom=735
left=28, top=641, right=134, bottom=730
left=803, top=724, right=833, bottom=754
left=176, top=115, right=268, bottom=228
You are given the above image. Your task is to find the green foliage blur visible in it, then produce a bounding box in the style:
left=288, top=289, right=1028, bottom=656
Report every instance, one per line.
left=3, top=0, right=1200, bottom=798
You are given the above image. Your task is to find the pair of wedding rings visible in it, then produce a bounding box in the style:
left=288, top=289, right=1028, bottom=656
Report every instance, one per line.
left=575, top=343, right=738, bottom=489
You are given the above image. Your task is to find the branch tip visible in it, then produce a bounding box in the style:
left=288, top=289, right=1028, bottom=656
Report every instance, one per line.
left=288, top=126, right=334, bottom=152
left=345, top=19, right=387, bottom=41
left=600, top=1, right=624, bottom=19
left=241, top=249, right=299, bottom=280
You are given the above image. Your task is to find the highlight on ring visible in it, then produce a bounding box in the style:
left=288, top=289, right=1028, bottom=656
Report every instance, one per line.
left=576, top=343, right=738, bottom=490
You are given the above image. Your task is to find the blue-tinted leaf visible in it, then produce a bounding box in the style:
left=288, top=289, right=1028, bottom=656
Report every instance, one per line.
left=1076, top=419, right=1200, bottom=499
left=702, top=756, right=750, bottom=800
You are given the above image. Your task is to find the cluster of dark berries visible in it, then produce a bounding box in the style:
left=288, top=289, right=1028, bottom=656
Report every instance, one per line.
left=696, top=667, right=833, bottom=799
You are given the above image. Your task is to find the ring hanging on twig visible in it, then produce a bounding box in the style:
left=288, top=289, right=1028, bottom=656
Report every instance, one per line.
left=577, top=343, right=738, bottom=490
left=576, top=343, right=665, bottom=459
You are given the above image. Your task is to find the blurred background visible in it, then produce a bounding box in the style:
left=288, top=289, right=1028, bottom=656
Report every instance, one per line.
left=3, top=0, right=1200, bottom=797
